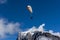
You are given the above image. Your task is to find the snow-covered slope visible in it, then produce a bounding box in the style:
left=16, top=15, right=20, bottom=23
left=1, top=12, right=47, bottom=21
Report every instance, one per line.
left=16, top=24, right=60, bottom=40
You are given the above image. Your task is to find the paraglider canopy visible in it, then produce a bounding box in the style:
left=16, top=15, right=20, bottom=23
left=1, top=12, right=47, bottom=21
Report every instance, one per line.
left=26, top=5, right=33, bottom=19
left=27, top=5, right=33, bottom=13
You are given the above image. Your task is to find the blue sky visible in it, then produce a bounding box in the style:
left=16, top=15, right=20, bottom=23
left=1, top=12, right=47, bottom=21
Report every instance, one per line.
left=0, top=0, right=60, bottom=40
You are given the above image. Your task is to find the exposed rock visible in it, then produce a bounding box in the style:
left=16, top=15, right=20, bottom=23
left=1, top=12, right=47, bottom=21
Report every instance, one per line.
left=17, top=31, right=60, bottom=40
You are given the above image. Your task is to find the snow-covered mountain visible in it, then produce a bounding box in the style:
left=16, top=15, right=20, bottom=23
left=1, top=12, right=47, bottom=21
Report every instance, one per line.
left=16, top=24, right=60, bottom=40
left=16, top=31, right=60, bottom=40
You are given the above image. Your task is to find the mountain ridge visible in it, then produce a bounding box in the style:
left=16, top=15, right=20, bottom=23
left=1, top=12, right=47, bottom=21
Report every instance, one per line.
left=16, top=31, right=60, bottom=40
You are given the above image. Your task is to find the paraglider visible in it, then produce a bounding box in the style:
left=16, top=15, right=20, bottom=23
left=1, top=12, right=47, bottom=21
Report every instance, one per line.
left=27, top=5, right=33, bottom=19
left=27, top=5, right=33, bottom=13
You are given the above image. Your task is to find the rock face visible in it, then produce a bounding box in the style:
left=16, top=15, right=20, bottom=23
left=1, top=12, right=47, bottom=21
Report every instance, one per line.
left=16, top=31, right=60, bottom=40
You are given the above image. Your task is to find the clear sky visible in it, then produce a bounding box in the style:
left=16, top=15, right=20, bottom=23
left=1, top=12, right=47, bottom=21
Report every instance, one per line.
left=0, top=0, right=60, bottom=40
